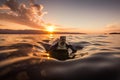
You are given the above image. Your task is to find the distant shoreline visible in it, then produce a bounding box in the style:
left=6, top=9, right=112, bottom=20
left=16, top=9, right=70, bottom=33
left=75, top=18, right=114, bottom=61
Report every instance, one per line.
left=109, top=32, right=120, bottom=34
left=0, top=29, right=86, bottom=34
left=0, top=33, right=85, bottom=34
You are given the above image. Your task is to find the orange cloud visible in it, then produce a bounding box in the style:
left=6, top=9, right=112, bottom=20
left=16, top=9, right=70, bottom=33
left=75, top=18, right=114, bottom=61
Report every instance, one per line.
left=0, top=5, right=10, bottom=10
left=105, top=23, right=120, bottom=33
left=0, top=0, right=47, bottom=30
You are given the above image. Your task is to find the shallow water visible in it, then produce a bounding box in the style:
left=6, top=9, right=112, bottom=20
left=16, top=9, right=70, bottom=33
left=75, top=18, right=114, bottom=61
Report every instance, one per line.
left=0, top=34, right=120, bottom=80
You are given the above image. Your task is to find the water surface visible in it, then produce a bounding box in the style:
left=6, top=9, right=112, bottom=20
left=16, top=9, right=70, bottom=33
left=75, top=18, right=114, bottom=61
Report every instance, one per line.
left=0, top=34, right=120, bottom=80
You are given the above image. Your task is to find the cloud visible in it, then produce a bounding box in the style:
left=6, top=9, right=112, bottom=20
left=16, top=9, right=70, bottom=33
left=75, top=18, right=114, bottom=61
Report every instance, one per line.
left=0, top=0, right=47, bottom=29
left=105, top=22, right=120, bottom=33
left=0, top=13, right=44, bottom=29
left=0, top=5, right=10, bottom=10
left=0, top=24, right=4, bottom=26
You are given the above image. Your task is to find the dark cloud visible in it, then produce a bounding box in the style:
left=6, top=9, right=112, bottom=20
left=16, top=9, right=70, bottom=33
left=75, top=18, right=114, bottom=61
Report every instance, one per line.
left=5, top=0, right=19, bottom=12
left=0, top=0, right=7, bottom=6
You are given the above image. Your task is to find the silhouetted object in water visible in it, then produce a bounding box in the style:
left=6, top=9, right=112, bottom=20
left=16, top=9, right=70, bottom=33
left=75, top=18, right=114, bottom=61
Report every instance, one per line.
left=48, top=36, right=77, bottom=60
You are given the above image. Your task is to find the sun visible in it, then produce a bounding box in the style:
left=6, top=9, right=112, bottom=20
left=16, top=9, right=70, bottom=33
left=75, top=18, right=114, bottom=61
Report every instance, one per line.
left=46, top=26, right=55, bottom=33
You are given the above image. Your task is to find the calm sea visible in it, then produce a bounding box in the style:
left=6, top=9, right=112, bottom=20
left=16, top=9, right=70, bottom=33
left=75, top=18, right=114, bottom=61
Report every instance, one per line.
left=0, top=34, right=120, bottom=56
left=0, top=34, right=120, bottom=80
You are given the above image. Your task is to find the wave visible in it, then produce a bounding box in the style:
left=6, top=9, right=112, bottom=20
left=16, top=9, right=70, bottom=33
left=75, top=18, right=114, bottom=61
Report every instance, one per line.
left=0, top=52, right=120, bottom=80
left=112, top=47, right=120, bottom=50
left=0, top=34, right=120, bottom=80
left=0, top=43, right=46, bottom=61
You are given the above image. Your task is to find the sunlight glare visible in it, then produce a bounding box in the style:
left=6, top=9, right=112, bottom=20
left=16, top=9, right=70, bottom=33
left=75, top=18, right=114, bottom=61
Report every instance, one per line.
left=46, top=26, right=55, bottom=33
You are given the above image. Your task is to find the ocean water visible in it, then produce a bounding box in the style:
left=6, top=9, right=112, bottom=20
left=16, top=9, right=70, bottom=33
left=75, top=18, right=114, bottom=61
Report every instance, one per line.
left=0, top=34, right=120, bottom=80
left=0, top=34, right=119, bottom=57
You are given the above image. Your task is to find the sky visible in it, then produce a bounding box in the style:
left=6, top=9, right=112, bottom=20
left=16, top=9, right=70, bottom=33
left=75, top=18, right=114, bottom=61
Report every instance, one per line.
left=0, top=0, right=120, bottom=33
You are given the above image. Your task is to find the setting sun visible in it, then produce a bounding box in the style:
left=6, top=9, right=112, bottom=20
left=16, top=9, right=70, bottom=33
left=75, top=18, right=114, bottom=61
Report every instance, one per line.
left=46, top=26, right=55, bottom=33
